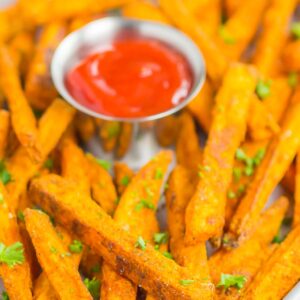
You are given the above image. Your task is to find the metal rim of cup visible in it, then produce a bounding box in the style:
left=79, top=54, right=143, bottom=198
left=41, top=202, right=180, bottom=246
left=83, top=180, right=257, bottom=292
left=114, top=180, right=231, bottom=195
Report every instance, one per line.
left=51, top=17, right=206, bottom=123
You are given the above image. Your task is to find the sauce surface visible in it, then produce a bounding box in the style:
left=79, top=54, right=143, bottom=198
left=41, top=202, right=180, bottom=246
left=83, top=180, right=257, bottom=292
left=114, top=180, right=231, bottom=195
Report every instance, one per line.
left=66, top=38, right=193, bottom=118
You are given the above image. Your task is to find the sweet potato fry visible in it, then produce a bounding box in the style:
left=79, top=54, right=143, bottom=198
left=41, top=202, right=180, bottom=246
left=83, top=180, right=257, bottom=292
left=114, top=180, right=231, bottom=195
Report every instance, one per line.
left=6, top=99, right=75, bottom=211
left=116, top=122, right=133, bottom=158
left=282, top=40, right=300, bottom=72
left=122, top=1, right=170, bottom=23
left=210, top=197, right=288, bottom=288
left=0, top=183, right=32, bottom=300
left=229, top=102, right=300, bottom=242
left=0, top=110, right=10, bottom=159
left=281, top=162, right=295, bottom=193
left=242, top=224, right=300, bottom=299
left=176, top=112, right=202, bottom=173
left=252, top=0, right=298, bottom=76
left=114, top=162, right=135, bottom=196
left=188, top=79, right=214, bottom=133
left=98, top=121, right=121, bottom=152
left=224, top=0, right=244, bottom=16
left=74, top=113, right=96, bottom=143
left=0, top=45, right=39, bottom=161
left=159, top=0, right=228, bottom=84
left=101, top=151, right=173, bottom=299
left=155, top=115, right=180, bottom=147
left=24, top=209, right=92, bottom=300
left=216, top=0, right=269, bottom=60
left=25, top=21, right=67, bottom=110
left=294, top=154, right=300, bottom=226
left=185, top=63, right=257, bottom=244
left=29, top=174, right=214, bottom=300
left=86, top=154, right=118, bottom=216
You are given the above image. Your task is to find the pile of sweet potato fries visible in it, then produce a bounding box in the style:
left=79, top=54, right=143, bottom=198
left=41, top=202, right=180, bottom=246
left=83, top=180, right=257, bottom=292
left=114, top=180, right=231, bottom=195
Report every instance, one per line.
left=0, top=0, right=300, bottom=299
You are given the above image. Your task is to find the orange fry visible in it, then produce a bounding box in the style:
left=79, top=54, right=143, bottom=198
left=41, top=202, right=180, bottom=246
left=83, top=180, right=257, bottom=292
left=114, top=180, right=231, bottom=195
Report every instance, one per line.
left=185, top=64, right=256, bottom=244
left=74, top=113, right=96, bottom=143
left=282, top=40, right=300, bottom=72
left=114, top=162, right=135, bottom=196
left=155, top=115, right=180, bottom=147
left=229, top=102, right=300, bottom=242
left=294, top=154, right=300, bottom=226
left=0, top=110, right=10, bottom=159
left=30, top=174, right=214, bottom=300
left=116, top=122, right=133, bottom=158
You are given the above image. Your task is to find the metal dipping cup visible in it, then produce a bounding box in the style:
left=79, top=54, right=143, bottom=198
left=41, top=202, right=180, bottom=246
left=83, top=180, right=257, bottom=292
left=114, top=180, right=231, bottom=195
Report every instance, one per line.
left=51, top=17, right=206, bottom=168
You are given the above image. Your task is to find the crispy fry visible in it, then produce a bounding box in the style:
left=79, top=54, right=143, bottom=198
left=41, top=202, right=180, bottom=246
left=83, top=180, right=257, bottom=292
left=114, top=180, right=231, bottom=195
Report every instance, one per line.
left=74, top=113, right=96, bottom=143
left=101, top=151, right=173, bottom=300
left=185, top=64, right=257, bottom=244
left=242, top=224, right=300, bottom=299
left=86, top=154, right=118, bottom=216
left=229, top=102, right=300, bottom=242
left=176, top=112, right=202, bottom=174
left=155, top=115, right=180, bottom=147
left=116, top=122, right=133, bottom=158
left=159, top=0, right=228, bottom=84
left=114, top=162, right=135, bottom=196
left=216, top=0, right=269, bottom=60
left=252, top=0, right=298, bottom=76
left=122, top=1, right=170, bottom=23
left=0, top=110, right=10, bottom=159
left=0, top=184, right=32, bottom=300
left=188, top=79, right=214, bottom=133
left=25, top=22, right=67, bottom=110
left=282, top=40, right=300, bottom=72
left=224, top=0, right=244, bottom=15
left=30, top=174, right=214, bottom=300
left=0, top=45, right=39, bottom=160
left=24, top=209, right=92, bottom=300
left=99, top=121, right=121, bottom=152
left=294, top=154, right=300, bottom=226
left=6, top=99, right=75, bottom=211
left=281, top=162, right=295, bottom=193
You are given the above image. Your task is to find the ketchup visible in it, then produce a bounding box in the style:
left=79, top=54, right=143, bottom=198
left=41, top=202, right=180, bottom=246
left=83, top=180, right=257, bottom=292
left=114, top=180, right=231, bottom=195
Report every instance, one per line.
left=66, top=38, right=193, bottom=118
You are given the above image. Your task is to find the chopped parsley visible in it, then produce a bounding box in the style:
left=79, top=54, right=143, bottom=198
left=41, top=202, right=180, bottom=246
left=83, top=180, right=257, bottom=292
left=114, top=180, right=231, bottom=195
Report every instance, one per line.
left=218, top=25, right=236, bottom=44
left=134, top=236, right=147, bottom=250
left=2, top=291, right=9, bottom=300
left=0, top=242, right=25, bottom=267
left=155, top=168, right=163, bottom=179
left=232, top=168, right=242, bottom=182
left=69, top=240, right=83, bottom=253
left=120, top=175, right=130, bottom=186
left=135, top=199, right=155, bottom=211
left=17, top=211, right=25, bottom=222
left=43, top=158, right=54, bottom=170
left=95, top=159, right=112, bottom=172
left=272, top=235, right=284, bottom=244
left=288, top=72, right=298, bottom=88
left=217, top=273, right=247, bottom=291
left=0, top=160, right=11, bottom=185
left=91, top=264, right=100, bottom=273
left=163, top=251, right=173, bottom=260
left=179, top=279, right=195, bottom=286
left=256, top=80, right=271, bottom=100
left=227, top=191, right=236, bottom=199
left=291, top=22, right=300, bottom=39
left=153, top=232, right=169, bottom=245
left=50, top=246, right=58, bottom=254
left=0, top=192, right=4, bottom=204
left=114, top=197, right=120, bottom=205
left=235, top=148, right=247, bottom=162
left=107, top=123, right=121, bottom=138
left=84, top=277, right=100, bottom=300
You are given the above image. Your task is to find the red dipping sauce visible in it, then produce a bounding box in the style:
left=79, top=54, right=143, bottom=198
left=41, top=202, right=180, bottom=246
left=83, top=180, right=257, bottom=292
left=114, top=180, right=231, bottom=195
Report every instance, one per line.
left=66, top=38, right=193, bottom=118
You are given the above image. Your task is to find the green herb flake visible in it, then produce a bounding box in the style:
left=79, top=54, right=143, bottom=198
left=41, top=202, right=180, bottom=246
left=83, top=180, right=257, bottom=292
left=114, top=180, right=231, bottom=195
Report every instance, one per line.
left=288, top=72, right=298, bottom=88
left=217, top=273, right=247, bottom=291
left=135, top=199, right=155, bottom=212
left=154, top=244, right=159, bottom=250
left=227, top=191, right=236, bottom=199
left=237, top=185, right=246, bottom=196
left=120, top=175, right=130, bottom=186
left=114, top=197, right=120, bottom=205
left=84, top=277, right=100, bottom=300
left=0, top=161, right=11, bottom=185
left=69, top=240, right=83, bottom=253
left=134, top=236, right=147, bottom=250
left=235, top=148, right=247, bottom=162
left=232, top=168, right=242, bottom=182
left=17, top=211, right=25, bottom=222
left=218, top=25, right=236, bottom=45
left=291, top=22, right=300, bottom=39
left=256, top=80, right=271, bottom=100
left=272, top=235, right=283, bottom=244
left=107, top=123, right=121, bottom=138
left=50, top=246, right=58, bottom=254
left=43, top=158, right=54, bottom=170
left=179, top=279, right=195, bottom=286
left=155, top=168, right=163, bottom=179
left=0, top=242, right=25, bottom=267
left=95, top=159, right=112, bottom=171
left=2, top=291, right=9, bottom=300
left=153, top=232, right=169, bottom=245
left=91, top=264, right=100, bottom=273
left=163, top=251, right=173, bottom=260
left=253, top=148, right=266, bottom=166
left=244, top=166, right=254, bottom=177
left=0, top=192, right=4, bottom=204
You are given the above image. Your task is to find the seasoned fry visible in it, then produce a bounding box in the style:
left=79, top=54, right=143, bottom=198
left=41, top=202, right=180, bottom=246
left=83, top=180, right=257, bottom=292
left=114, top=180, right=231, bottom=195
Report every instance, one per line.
left=24, top=209, right=92, bottom=300
left=188, top=79, right=214, bottom=133
left=224, top=0, right=244, bottom=15
left=242, top=224, right=300, bottom=299
left=6, top=99, right=75, bottom=211
left=282, top=40, right=300, bottom=72
left=101, top=151, right=173, bottom=300
left=114, top=162, right=135, bottom=196
left=0, top=183, right=32, bottom=300
left=122, top=1, right=170, bottom=23
left=74, top=113, right=96, bottom=143
left=252, top=0, right=298, bottom=76
left=281, top=162, right=295, bottom=193
left=185, top=64, right=257, bottom=244
left=0, top=45, right=39, bottom=160
left=99, top=121, right=121, bottom=152
left=0, top=110, right=10, bottom=159
left=30, top=174, right=214, bottom=300
left=25, top=21, right=67, bottom=110
left=229, top=102, right=300, bottom=242
left=86, top=154, right=118, bottom=215
left=176, top=112, right=202, bottom=173
left=294, top=154, right=300, bottom=226
left=155, top=115, right=180, bottom=147
left=159, top=0, right=228, bottom=83
left=116, top=122, right=133, bottom=158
